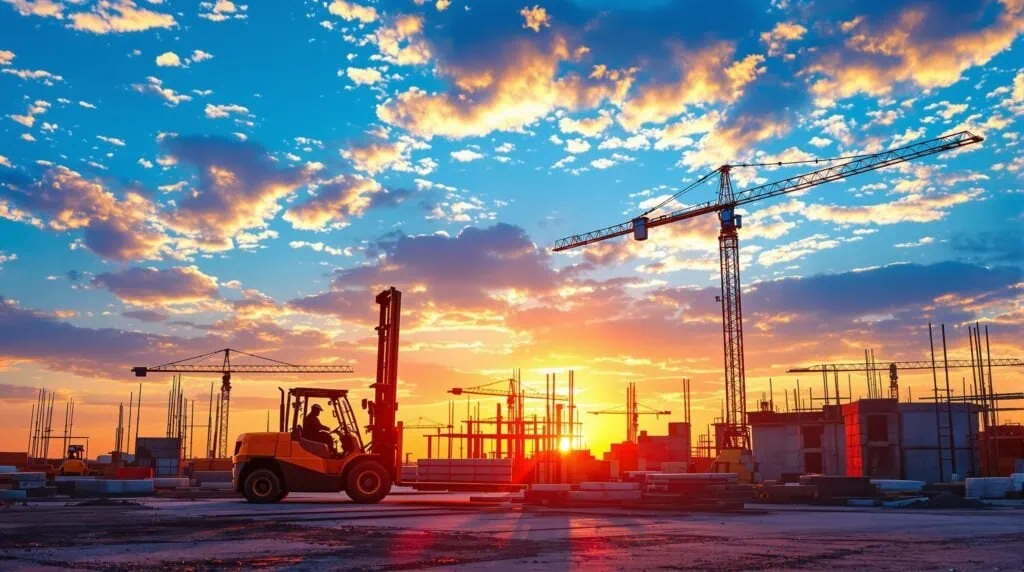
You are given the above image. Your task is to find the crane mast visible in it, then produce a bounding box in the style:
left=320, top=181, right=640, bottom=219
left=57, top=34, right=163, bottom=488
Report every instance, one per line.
left=554, top=130, right=983, bottom=453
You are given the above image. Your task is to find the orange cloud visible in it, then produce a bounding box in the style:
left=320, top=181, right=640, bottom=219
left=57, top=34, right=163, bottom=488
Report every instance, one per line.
left=618, top=42, right=765, bottom=131
left=801, top=189, right=983, bottom=225
left=0, top=165, right=169, bottom=260
left=69, top=0, right=177, bottom=34
left=283, top=175, right=382, bottom=231
left=520, top=5, right=550, bottom=33
left=805, top=1, right=1023, bottom=106
left=93, top=266, right=219, bottom=305
left=378, top=36, right=632, bottom=138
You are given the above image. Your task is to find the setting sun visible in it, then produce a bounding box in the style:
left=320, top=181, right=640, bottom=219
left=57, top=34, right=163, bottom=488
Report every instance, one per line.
left=559, top=437, right=571, bottom=453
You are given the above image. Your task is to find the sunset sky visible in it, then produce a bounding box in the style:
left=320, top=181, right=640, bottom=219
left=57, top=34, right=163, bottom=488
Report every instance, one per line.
left=1, top=0, right=1022, bottom=460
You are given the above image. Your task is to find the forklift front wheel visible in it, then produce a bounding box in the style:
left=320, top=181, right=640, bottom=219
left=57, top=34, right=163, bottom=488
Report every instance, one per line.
left=243, top=468, right=283, bottom=503
left=345, top=460, right=391, bottom=504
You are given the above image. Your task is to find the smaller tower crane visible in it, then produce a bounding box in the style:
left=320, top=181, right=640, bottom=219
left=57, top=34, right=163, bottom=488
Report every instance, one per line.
left=590, top=382, right=671, bottom=444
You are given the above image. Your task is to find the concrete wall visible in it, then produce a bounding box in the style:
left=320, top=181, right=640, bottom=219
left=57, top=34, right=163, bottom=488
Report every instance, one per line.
left=752, top=424, right=801, bottom=481
left=752, top=420, right=846, bottom=481
left=900, top=403, right=979, bottom=481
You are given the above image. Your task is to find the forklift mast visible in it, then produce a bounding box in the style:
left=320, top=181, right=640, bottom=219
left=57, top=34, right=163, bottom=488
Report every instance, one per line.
left=368, top=287, right=401, bottom=476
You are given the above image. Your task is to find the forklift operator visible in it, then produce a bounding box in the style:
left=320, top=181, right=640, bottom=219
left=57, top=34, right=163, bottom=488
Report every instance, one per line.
left=303, top=404, right=334, bottom=449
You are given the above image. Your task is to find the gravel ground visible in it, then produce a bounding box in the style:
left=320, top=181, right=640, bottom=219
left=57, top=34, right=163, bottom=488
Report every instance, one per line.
left=1, top=492, right=1022, bottom=571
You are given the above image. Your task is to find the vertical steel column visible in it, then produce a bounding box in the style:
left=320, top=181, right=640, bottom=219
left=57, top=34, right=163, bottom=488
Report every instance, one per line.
left=717, top=167, right=747, bottom=449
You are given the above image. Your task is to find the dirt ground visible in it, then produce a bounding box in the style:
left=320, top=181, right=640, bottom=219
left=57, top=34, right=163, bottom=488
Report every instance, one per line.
left=1, top=491, right=1022, bottom=571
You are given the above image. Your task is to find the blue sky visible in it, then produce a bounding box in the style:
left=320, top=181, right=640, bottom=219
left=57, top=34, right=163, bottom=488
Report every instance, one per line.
left=0, top=0, right=1021, bottom=455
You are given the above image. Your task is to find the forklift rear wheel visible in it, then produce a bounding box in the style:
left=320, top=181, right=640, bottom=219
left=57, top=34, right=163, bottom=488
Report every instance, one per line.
left=243, top=468, right=283, bottom=503
left=345, top=460, right=391, bottom=504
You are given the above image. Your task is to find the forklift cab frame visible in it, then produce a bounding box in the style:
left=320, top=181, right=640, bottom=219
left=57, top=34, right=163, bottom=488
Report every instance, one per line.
left=279, top=387, right=365, bottom=455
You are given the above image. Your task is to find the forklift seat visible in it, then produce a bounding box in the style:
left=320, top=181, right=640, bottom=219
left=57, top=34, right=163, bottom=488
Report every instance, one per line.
left=291, top=425, right=331, bottom=458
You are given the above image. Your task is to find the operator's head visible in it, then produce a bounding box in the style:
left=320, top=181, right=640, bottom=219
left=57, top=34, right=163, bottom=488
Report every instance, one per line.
left=311, top=403, right=323, bottom=416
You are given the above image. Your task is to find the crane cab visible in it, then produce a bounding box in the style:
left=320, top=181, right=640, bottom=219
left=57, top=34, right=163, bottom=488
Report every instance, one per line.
left=633, top=216, right=649, bottom=241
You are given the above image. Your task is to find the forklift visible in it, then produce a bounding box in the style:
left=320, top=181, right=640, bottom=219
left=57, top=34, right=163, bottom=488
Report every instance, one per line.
left=59, top=444, right=90, bottom=476
left=232, top=288, right=403, bottom=503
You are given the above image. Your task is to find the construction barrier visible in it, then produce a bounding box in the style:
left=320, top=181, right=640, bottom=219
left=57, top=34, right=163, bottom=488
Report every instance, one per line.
left=0, top=466, right=16, bottom=473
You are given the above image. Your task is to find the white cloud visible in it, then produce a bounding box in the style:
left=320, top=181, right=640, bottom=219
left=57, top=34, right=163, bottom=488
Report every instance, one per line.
left=450, top=149, right=483, bottom=162
left=565, top=138, right=591, bottom=154
left=590, top=158, right=616, bottom=169
left=155, top=51, right=182, bottom=67
left=204, top=103, right=249, bottom=119
left=96, top=135, right=126, bottom=147
left=345, top=66, right=382, bottom=85
left=191, top=49, right=214, bottom=63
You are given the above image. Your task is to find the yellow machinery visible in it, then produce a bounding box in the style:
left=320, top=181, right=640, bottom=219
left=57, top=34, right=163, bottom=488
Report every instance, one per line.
left=713, top=448, right=760, bottom=484
left=59, top=445, right=89, bottom=476
left=233, top=288, right=403, bottom=504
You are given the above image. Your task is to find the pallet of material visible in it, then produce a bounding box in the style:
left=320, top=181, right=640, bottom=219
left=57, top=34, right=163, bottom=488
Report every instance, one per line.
left=569, top=490, right=642, bottom=502
left=0, top=472, right=46, bottom=490
left=152, top=477, right=191, bottom=489
left=965, top=477, right=1014, bottom=499
left=0, top=489, right=28, bottom=501
left=756, top=484, right=817, bottom=502
left=799, top=475, right=876, bottom=498
left=192, top=470, right=232, bottom=484
left=71, top=479, right=155, bottom=497
left=414, top=459, right=513, bottom=484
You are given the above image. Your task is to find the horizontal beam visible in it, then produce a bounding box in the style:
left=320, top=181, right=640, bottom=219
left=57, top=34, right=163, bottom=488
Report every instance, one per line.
left=133, top=365, right=354, bottom=376
left=788, top=358, right=1023, bottom=373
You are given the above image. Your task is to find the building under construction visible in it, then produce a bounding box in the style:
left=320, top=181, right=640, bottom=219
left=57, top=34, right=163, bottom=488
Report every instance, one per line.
left=751, top=323, right=1024, bottom=482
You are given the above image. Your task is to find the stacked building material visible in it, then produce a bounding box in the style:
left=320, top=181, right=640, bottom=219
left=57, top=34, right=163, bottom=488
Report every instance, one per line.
left=0, top=472, right=46, bottom=491
left=965, top=477, right=1014, bottom=499
left=641, top=473, right=749, bottom=508
left=799, top=475, right=876, bottom=499
left=399, top=465, right=418, bottom=483
left=415, top=459, right=513, bottom=484
left=524, top=483, right=571, bottom=505
left=71, top=479, right=154, bottom=497
left=871, top=479, right=926, bottom=495
left=570, top=482, right=641, bottom=503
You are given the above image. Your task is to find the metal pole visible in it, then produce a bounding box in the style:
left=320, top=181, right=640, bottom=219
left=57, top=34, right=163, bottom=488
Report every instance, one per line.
left=929, top=323, right=943, bottom=482
left=134, top=384, right=141, bottom=454
left=941, top=324, right=957, bottom=478
left=984, top=325, right=999, bottom=472
left=126, top=391, right=133, bottom=456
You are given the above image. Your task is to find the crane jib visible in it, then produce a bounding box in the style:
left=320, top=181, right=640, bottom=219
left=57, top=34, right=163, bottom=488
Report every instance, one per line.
left=551, top=130, right=982, bottom=251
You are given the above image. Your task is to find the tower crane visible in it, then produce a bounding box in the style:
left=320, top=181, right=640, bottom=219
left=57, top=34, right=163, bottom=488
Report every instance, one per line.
left=788, top=358, right=1024, bottom=400
left=554, top=130, right=983, bottom=456
left=590, top=382, right=671, bottom=444
left=133, top=348, right=354, bottom=458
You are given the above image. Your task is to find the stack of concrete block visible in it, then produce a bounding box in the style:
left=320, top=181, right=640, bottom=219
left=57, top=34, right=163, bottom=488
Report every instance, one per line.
left=570, top=482, right=642, bottom=502
left=415, top=459, right=513, bottom=484
left=193, top=470, right=233, bottom=490
left=0, top=471, right=46, bottom=501
left=966, top=477, right=1014, bottom=499
left=151, top=477, right=191, bottom=489
left=72, top=479, right=155, bottom=497
left=400, top=465, right=418, bottom=482
left=871, top=479, right=926, bottom=494
left=524, top=483, right=571, bottom=505
left=1011, top=473, right=1024, bottom=494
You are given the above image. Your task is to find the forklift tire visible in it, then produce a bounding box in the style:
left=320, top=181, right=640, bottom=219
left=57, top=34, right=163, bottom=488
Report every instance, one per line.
left=243, top=468, right=283, bottom=503
left=345, top=460, right=391, bottom=504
